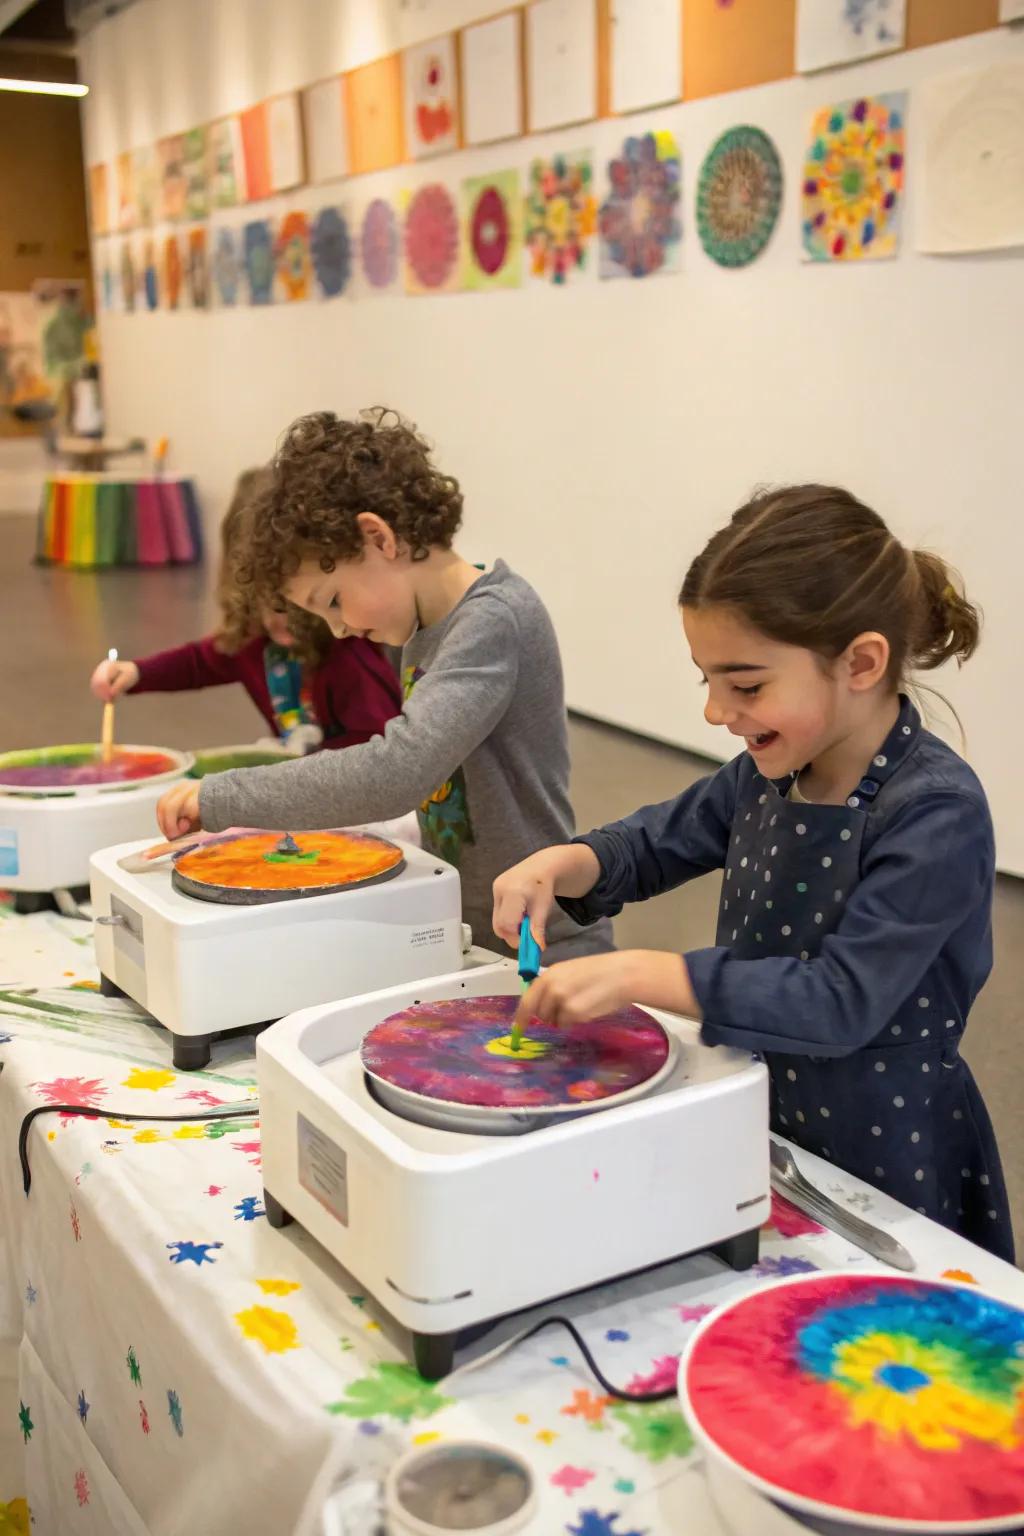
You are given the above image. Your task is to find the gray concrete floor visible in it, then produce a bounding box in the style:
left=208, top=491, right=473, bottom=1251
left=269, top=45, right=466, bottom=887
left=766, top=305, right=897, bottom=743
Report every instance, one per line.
left=3, top=515, right=1022, bottom=1251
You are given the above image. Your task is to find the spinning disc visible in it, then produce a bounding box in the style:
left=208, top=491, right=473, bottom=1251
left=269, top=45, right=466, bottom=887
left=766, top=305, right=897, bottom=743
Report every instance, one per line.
left=680, top=1273, right=1024, bottom=1532
left=0, top=743, right=190, bottom=796
left=361, top=995, right=674, bottom=1133
left=171, top=829, right=404, bottom=905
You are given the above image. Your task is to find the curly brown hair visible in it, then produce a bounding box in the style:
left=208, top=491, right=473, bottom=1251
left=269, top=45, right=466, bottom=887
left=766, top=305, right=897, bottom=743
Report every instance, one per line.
left=236, top=407, right=464, bottom=611
left=215, top=466, right=332, bottom=666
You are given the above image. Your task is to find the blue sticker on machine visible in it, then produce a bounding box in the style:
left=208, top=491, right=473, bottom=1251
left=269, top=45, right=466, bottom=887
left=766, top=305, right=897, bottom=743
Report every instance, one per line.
left=297, top=1113, right=349, bottom=1226
left=0, top=830, right=18, bottom=878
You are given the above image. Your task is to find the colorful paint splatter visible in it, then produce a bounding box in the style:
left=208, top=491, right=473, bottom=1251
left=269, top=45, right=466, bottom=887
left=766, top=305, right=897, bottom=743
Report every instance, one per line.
left=212, top=227, right=241, bottom=306
left=311, top=207, right=351, bottom=298
left=360, top=198, right=399, bottom=290
left=32, top=1075, right=106, bottom=1107
left=684, top=1274, right=1024, bottom=1524
left=696, top=124, right=783, bottom=268
left=167, top=1239, right=223, bottom=1266
left=73, top=1470, right=89, bottom=1507
left=77, top=1389, right=89, bottom=1424
left=404, top=183, right=461, bottom=293
left=325, top=1361, right=450, bottom=1423
left=599, top=131, right=682, bottom=280
left=126, top=1345, right=142, bottom=1386
left=525, top=152, right=597, bottom=285
left=17, top=1402, right=32, bottom=1443
left=234, top=1305, right=299, bottom=1354
left=802, top=93, right=906, bottom=261
left=361, top=995, right=669, bottom=1110
left=244, top=220, right=274, bottom=304
left=167, top=1389, right=184, bottom=1437
left=276, top=210, right=312, bottom=301
left=233, top=1196, right=265, bottom=1222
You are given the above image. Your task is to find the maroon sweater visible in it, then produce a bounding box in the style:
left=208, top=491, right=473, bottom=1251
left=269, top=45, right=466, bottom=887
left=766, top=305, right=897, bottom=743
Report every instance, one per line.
left=130, top=634, right=402, bottom=749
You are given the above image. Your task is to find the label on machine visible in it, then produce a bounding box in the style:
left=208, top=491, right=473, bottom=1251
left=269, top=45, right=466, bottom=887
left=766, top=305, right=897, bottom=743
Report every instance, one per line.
left=0, top=829, right=18, bottom=877
left=297, top=1113, right=349, bottom=1226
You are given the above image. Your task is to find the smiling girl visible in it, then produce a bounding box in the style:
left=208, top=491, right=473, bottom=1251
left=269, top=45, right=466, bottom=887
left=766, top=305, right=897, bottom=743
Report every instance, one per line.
left=493, top=485, right=1012, bottom=1260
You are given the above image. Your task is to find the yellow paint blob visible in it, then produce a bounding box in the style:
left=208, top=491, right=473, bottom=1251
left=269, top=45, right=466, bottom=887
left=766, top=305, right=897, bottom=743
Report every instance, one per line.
left=486, top=1034, right=550, bottom=1060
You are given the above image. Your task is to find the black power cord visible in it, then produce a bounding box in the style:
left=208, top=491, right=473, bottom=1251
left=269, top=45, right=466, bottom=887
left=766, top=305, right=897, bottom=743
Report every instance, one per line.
left=19, top=1102, right=260, bottom=1194
left=476, top=1314, right=678, bottom=1402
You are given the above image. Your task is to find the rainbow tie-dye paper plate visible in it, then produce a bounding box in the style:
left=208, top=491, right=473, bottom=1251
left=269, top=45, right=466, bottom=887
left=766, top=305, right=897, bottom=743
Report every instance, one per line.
left=679, top=1272, right=1024, bottom=1532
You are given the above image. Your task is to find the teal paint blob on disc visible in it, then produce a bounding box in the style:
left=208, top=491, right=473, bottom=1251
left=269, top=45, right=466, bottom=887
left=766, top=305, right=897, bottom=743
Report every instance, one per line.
left=696, top=125, right=783, bottom=269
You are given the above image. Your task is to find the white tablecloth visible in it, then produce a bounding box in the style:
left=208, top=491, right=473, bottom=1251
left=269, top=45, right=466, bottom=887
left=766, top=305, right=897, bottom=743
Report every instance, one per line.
left=0, top=901, right=1021, bottom=1536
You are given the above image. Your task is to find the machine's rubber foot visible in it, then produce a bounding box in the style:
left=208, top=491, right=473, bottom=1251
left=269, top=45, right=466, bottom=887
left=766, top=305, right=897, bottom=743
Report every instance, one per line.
left=412, top=1332, right=456, bottom=1382
left=98, top=973, right=126, bottom=998
left=710, top=1226, right=760, bottom=1271
left=263, top=1188, right=293, bottom=1229
left=172, top=1034, right=212, bottom=1071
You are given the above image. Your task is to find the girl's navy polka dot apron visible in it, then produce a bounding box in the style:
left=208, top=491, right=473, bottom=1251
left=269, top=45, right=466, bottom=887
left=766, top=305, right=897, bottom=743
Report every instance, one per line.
left=718, top=723, right=1013, bottom=1262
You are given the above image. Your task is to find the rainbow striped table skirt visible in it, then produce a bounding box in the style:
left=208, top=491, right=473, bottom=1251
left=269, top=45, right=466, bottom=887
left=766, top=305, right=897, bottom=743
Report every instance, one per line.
left=35, top=474, right=203, bottom=568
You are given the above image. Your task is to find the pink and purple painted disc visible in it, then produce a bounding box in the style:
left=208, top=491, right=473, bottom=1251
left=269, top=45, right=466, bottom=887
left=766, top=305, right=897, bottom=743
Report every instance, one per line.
left=0, top=745, right=181, bottom=789
left=360, top=995, right=669, bottom=1110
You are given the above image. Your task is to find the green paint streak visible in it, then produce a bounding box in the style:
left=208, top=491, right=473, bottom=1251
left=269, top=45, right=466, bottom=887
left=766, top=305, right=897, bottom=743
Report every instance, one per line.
left=611, top=1402, right=693, bottom=1464
left=324, top=1362, right=451, bottom=1424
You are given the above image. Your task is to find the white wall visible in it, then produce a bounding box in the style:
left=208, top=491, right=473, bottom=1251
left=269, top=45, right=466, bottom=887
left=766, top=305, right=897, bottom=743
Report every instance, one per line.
left=80, top=3, right=1024, bottom=873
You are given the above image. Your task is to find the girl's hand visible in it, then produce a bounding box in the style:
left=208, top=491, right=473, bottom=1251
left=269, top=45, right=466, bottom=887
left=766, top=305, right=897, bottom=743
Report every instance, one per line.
left=90, top=656, right=140, bottom=701
left=515, top=950, right=700, bottom=1032
left=492, top=844, right=601, bottom=949
left=156, top=782, right=202, bottom=841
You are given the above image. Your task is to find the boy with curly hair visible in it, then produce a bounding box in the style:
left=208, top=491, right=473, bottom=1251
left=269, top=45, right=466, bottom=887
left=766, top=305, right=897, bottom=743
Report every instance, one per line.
left=156, top=408, right=611, bottom=960
left=90, top=466, right=401, bottom=752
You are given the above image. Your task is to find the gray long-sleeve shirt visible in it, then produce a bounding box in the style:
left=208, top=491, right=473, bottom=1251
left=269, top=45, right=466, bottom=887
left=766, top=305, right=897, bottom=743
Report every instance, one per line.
left=200, top=561, right=612, bottom=959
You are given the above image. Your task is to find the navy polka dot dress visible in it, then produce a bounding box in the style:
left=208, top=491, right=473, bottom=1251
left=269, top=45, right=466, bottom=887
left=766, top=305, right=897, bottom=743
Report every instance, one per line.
left=563, top=697, right=1013, bottom=1263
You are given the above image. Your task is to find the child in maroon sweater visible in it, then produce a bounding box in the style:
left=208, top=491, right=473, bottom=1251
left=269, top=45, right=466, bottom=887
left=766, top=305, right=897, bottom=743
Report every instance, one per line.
left=90, top=469, right=401, bottom=751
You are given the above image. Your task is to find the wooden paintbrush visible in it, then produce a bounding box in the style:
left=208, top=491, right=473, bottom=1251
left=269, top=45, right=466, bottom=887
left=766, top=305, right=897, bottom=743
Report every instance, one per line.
left=510, top=916, right=541, bottom=1052
left=100, top=647, right=117, bottom=764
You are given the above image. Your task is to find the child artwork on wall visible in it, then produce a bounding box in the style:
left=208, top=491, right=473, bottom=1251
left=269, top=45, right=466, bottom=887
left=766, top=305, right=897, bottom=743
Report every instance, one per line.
left=311, top=206, right=353, bottom=298
left=462, top=11, right=523, bottom=146
left=208, top=117, right=244, bottom=208
left=276, top=211, right=312, bottom=301
left=141, top=237, right=159, bottom=310
left=244, top=220, right=275, bottom=305
left=115, top=151, right=136, bottom=231
left=403, top=33, right=460, bottom=159
left=134, top=145, right=159, bottom=228
left=88, top=164, right=110, bottom=237
left=802, top=93, right=906, bottom=261
left=404, top=183, right=461, bottom=295
left=358, top=197, right=401, bottom=295
left=462, top=170, right=522, bottom=291
left=158, top=136, right=187, bottom=221
left=599, top=131, right=682, bottom=280
left=303, top=77, right=349, bottom=185
left=240, top=104, right=272, bottom=202
left=916, top=61, right=1024, bottom=254
left=346, top=55, right=405, bottom=177
left=524, top=151, right=597, bottom=285
left=186, top=227, right=209, bottom=309
left=796, top=0, right=906, bottom=74
left=212, top=226, right=242, bottom=306
left=182, top=128, right=208, bottom=220
left=526, top=0, right=597, bottom=133
left=610, top=0, right=682, bottom=115
left=162, top=232, right=183, bottom=310
left=120, top=241, right=137, bottom=312
left=268, top=94, right=305, bottom=193
left=697, top=124, right=783, bottom=268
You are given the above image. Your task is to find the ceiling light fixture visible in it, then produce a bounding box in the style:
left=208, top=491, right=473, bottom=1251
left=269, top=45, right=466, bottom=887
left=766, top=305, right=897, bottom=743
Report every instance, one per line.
left=0, top=77, right=88, bottom=97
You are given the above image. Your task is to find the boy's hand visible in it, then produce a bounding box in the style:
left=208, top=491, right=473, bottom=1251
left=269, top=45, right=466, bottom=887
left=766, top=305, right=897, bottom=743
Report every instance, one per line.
left=91, top=657, right=140, bottom=701
left=492, top=844, right=601, bottom=949
left=156, top=782, right=202, bottom=841
left=515, top=950, right=700, bottom=1032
